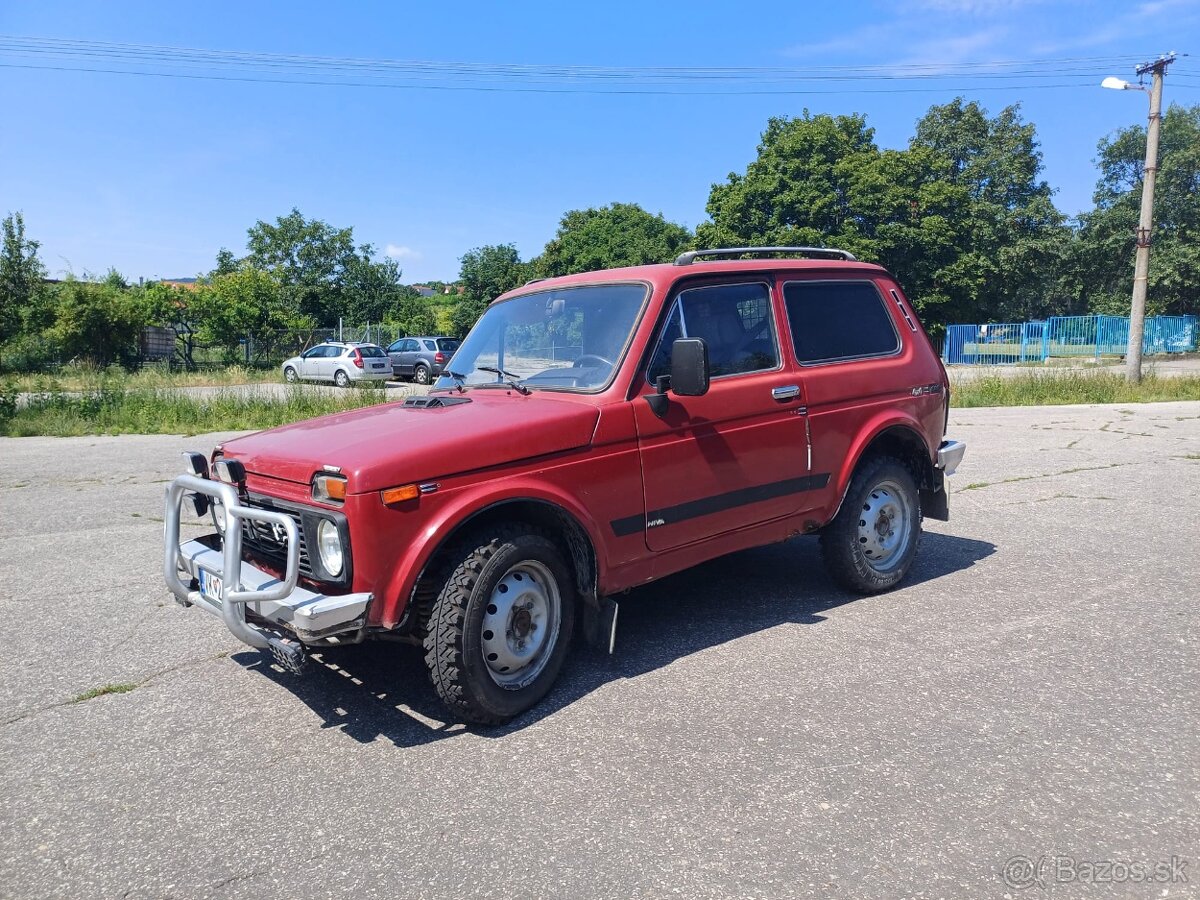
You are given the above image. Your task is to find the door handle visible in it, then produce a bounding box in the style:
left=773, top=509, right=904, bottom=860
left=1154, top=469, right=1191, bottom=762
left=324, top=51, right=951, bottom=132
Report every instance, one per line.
left=771, top=385, right=801, bottom=401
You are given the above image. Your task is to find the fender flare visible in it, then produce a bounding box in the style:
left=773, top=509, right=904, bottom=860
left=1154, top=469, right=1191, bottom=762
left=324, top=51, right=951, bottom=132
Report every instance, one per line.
left=828, top=412, right=935, bottom=522
left=376, top=481, right=608, bottom=629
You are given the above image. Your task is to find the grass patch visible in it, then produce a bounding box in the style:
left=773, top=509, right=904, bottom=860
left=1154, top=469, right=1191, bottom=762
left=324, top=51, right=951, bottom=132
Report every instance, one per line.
left=0, top=376, right=393, bottom=437
left=951, top=371, right=1200, bottom=408
left=71, top=682, right=140, bottom=703
left=6, top=364, right=278, bottom=393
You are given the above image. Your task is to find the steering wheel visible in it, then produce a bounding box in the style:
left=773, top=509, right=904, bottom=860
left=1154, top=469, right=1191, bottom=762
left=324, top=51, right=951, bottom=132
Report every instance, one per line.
left=572, top=354, right=615, bottom=369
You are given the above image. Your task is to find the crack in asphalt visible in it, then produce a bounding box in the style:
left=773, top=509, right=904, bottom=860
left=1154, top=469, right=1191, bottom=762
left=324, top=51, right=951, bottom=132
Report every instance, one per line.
left=0, top=650, right=236, bottom=727
left=956, top=462, right=1129, bottom=493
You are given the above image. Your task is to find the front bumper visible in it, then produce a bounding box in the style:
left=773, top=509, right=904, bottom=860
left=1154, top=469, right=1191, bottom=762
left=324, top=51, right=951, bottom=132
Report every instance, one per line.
left=164, top=473, right=372, bottom=652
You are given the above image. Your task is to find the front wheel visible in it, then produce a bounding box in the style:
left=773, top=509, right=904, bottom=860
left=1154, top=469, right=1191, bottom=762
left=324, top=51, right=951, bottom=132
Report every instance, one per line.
left=283, top=366, right=298, bottom=383
left=424, top=526, right=575, bottom=725
left=334, top=369, right=350, bottom=388
left=820, top=456, right=921, bottom=594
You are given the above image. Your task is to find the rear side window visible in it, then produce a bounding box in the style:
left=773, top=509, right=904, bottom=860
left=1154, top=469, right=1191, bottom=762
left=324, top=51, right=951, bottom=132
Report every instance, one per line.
left=423, top=340, right=436, bottom=351
left=784, top=281, right=899, bottom=364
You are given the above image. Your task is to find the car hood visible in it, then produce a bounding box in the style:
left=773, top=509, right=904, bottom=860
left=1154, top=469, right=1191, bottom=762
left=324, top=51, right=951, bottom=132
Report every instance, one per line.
left=219, top=391, right=600, bottom=493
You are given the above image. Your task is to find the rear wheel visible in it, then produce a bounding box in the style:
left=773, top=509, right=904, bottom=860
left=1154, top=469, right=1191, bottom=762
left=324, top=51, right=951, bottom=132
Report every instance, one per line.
left=414, top=363, right=431, bottom=385
left=334, top=369, right=350, bottom=388
left=820, top=456, right=921, bottom=594
left=424, top=526, right=575, bottom=725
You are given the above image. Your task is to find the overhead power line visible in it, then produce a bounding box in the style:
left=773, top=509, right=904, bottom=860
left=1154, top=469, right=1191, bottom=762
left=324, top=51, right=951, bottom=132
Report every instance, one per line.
left=0, top=35, right=1172, bottom=96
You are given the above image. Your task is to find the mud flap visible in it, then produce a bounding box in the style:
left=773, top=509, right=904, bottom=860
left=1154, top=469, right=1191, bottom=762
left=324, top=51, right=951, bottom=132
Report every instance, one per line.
left=582, top=596, right=619, bottom=654
left=920, top=469, right=950, bottom=521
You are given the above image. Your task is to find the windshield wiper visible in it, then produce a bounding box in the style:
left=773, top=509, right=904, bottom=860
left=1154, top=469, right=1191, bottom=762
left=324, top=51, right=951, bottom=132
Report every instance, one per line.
left=477, top=366, right=531, bottom=395
left=444, top=370, right=468, bottom=393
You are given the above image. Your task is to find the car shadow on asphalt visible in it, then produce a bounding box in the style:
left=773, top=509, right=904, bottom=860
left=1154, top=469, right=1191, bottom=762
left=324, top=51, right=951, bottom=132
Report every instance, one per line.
left=234, top=531, right=995, bottom=748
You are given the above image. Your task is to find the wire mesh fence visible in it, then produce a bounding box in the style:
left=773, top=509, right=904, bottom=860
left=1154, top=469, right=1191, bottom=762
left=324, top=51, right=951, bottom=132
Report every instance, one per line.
left=942, top=315, right=1198, bottom=365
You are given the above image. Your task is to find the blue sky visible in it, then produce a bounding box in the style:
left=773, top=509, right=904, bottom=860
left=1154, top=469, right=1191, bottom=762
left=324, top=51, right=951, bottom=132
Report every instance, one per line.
left=1, top=0, right=1196, bottom=284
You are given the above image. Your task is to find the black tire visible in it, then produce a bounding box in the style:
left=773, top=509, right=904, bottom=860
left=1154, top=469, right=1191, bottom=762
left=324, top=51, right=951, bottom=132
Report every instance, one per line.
left=423, top=526, right=575, bottom=725
left=283, top=366, right=298, bottom=384
left=414, top=364, right=431, bottom=385
left=334, top=369, right=350, bottom=388
left=820, top=456, right=921, bottom=594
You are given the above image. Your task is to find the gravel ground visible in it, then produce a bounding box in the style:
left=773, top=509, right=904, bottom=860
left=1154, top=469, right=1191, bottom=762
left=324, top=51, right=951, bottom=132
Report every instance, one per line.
left=1, top=402, right=1197, bottom=899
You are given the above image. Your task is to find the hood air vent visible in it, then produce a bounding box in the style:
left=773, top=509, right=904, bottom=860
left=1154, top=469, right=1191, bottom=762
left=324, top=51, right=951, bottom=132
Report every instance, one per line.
left=403, top=395, right=472, bottom=409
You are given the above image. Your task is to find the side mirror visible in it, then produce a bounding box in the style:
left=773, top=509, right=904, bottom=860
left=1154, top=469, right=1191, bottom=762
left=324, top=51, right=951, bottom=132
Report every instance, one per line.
left=670, top=337, right=710, bottom=396
left=646, top=337, right=710, bottom=417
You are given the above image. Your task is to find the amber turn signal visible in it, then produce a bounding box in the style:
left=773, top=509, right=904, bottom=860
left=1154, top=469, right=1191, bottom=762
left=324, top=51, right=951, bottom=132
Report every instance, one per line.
left=380, top=483, right=420, bottom=505
left=312, top=473, right=348, bottom=503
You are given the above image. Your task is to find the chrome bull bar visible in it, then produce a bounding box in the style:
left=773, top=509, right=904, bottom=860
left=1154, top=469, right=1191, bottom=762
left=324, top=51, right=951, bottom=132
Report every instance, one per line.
left=164, top=473, right=301, bottom=650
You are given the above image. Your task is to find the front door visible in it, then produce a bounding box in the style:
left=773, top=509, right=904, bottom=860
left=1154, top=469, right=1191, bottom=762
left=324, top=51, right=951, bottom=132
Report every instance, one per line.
left=631, top=279, right=817, bottom=552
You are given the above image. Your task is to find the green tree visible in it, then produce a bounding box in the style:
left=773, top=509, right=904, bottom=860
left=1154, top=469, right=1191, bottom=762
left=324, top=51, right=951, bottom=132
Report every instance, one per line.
left=341, top=252, right=409, bottom=324
left=534, top=202, right=692, bottom=277
left=0, top=212, right=47, bottom=344
left=242, top=209, right=359, bottom=326
left=49, top=277, right=150, bottom=367
left=696, top=104, right=1069, bottom=332
left=193, top=266, right=301, bottom=360
left=451, top=244, right=530, bottom=337
left=1073, top=103, right=1200, bottom=317
left=698, top=111, right=880, bottom=249
left=910, top=99, right=1069, bottom=323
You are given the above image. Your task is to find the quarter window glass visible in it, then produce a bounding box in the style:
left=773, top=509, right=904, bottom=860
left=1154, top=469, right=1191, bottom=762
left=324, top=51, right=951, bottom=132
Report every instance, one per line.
left=648, top=283, right=778, bottom=382
left=784, top=281, right=899, bottom=363
left=423, top=340, right=436, bottom=351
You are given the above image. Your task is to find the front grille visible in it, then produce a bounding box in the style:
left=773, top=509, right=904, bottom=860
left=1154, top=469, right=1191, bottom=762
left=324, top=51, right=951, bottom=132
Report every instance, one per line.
left=240, top=501, right=314, bottom=577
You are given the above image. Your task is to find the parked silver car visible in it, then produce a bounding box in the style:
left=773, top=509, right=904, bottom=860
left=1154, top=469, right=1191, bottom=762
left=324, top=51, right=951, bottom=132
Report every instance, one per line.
left=281, top=342, right=392, bottom=387
left=386, top=335, right=461, bottom=384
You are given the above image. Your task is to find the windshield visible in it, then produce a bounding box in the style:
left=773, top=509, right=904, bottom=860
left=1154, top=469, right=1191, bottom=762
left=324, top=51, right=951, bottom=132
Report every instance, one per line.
left=434, top=283, right=647, bottom=392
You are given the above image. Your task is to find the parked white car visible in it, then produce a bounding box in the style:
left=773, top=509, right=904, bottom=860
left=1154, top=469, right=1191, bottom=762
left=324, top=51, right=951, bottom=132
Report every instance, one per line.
left=281, top=342, right=392, bottom=387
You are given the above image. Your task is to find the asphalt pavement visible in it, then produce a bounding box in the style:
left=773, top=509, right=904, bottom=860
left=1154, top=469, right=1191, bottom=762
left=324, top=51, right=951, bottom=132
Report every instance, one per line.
left=1, top=402, right=1197, bottom=899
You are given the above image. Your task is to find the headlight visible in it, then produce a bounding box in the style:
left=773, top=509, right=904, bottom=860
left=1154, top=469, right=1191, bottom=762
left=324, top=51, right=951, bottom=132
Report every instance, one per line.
left=317, top=519, right=343, bottom=577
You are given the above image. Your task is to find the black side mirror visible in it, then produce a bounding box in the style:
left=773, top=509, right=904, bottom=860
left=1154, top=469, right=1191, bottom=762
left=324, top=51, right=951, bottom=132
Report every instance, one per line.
left=646, top=337, right=711, bottom=417
left=670, top=337, right=710, bottom=396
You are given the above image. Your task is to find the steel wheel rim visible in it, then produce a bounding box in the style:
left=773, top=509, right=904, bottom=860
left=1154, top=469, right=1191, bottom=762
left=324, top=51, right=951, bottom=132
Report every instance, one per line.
left=480, top=560, right=561, bottom=689
left=416, top=366, right=430, bottom=384
left=856, top=478, right=912, bottom=572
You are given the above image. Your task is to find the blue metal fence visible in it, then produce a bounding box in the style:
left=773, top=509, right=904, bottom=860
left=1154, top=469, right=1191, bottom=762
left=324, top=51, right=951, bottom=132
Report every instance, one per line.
left=943, top=314, right=1197, bottom=365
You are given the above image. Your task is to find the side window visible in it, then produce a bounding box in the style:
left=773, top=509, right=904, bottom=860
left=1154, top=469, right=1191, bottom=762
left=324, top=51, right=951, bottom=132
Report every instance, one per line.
left=647, top=282, right=779, bottom=382
left=403, top=339, right=417, bottom=352
left=387, top=340, right=402, bottom=352
left=784, top=281, right=900, bottom=364
left=423, top=340, right=436, bottom=351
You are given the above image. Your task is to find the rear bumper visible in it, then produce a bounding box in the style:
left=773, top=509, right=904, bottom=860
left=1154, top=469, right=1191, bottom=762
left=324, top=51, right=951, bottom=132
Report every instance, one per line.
left=352, top=370, right=391, bottom=381
left=164, top=473, right=371, bottom=650
left=936, top=439, right=966, bottom=476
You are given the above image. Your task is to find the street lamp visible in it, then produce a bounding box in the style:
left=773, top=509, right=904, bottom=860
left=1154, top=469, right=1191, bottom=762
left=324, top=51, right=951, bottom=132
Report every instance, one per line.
left=1100, top=52, right=1175, bottom=383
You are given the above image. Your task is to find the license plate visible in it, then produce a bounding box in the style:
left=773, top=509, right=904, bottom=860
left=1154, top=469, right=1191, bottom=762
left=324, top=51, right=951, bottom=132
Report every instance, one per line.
left=198, top=568, right=223, bottom=605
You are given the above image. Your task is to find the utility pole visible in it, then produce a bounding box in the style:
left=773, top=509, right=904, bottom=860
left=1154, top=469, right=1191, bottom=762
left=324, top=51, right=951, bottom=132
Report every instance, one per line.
left=1104, top=52, right=1176, bottom=383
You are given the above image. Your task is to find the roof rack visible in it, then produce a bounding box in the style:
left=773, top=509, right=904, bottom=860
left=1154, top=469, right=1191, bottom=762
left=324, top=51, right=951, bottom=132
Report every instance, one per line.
left=673, top=246, right=857, bottom=266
